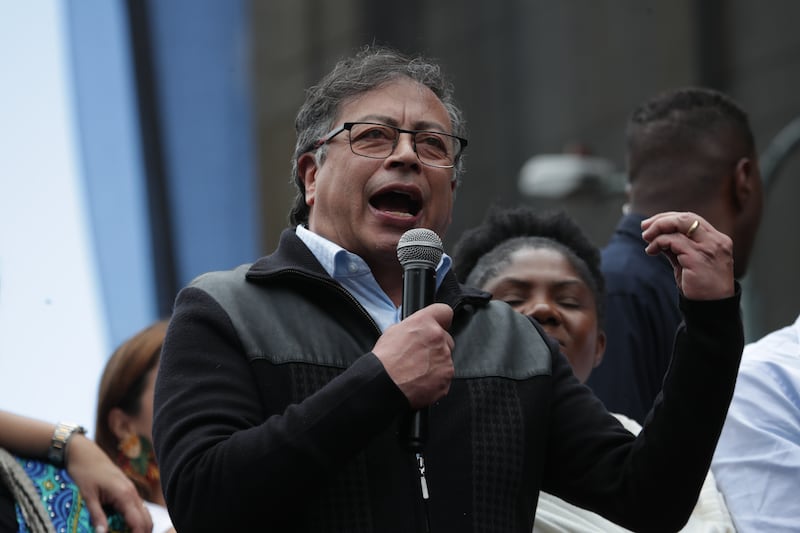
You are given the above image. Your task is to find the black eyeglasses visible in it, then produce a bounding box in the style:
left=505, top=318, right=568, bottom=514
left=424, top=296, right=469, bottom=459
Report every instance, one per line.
left=312, top=122, right=468, bottom=169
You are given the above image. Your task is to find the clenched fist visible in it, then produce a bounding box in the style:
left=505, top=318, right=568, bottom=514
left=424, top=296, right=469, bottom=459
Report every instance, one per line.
left=373, top=303, right=455, bottom=409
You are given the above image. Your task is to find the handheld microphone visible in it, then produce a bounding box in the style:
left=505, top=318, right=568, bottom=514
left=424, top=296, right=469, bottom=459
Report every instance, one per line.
left=396, top=228, right=444, bottom=452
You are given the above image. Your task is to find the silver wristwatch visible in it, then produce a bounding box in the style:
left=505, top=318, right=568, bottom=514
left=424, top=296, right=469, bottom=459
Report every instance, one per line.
left=47, top=421, right=87, bottom=467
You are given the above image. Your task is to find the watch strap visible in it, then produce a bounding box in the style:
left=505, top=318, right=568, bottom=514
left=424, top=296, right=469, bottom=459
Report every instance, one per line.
left=47, top=422, right=87, bottom=468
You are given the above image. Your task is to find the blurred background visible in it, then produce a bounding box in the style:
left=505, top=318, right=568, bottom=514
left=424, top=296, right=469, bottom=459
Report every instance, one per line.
left=2, top=0, right=799, bottom=424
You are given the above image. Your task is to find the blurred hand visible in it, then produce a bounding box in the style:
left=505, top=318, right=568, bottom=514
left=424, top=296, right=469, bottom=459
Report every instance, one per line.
left=373, top=303, right=455, bottom=409
left=67, top=434, right=153, bottom=533
left=641, top=211, right=735, bottom=300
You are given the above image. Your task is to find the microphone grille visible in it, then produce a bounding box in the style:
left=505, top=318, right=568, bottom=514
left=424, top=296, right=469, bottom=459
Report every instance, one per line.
left=397, top=228, right=444, bottom=268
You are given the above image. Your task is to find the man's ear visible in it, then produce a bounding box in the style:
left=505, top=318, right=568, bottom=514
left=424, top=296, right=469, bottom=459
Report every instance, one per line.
left=732, top=157, right=757, bottom=211
left=297, top=152, right=319, bottom=208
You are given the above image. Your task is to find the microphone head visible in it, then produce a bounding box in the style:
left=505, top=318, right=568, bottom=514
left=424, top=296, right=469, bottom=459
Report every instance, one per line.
left=397, top=228, right=444, bottom=269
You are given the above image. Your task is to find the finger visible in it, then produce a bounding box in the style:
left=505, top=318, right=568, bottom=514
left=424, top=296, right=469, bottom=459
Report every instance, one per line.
left=640, top=210, right=680, bottom=229
left=409, top=303, right=453, bottom=329
left=100, top=480, right=153, bottom=533
left=685, top=218, right=700, bottom=239
left=643, top=232, right=693, bottom=258
left=81, top=493, right=109, bottom=533
left=117, top=499, right=153, bottom=533
left=641, top=211, right=708, bottom=243
left=640, top=210, right=683, bottom=232
left=645, top=223, right=735, bottom=300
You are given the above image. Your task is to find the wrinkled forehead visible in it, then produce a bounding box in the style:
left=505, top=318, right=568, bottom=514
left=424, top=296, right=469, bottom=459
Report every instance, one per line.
left=335, top=78, right=452, bottom=132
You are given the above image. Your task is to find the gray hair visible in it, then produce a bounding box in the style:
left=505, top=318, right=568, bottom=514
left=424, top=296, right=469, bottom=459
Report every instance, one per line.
left=289, top=45, right=467, bottom=226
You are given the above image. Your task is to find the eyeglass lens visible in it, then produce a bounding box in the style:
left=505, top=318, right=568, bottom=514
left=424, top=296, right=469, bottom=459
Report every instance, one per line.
left=348, top=123, right=458, bottom=167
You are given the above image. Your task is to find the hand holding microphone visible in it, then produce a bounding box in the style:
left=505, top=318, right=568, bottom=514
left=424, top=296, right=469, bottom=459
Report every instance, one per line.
left=371, top=229, right=454, bottom=450
left=374, top=304, right=454, bottom=407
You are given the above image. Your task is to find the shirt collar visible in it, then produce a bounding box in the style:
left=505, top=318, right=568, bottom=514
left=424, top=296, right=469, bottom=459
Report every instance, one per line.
left=295, top=224, right=452, bottom=285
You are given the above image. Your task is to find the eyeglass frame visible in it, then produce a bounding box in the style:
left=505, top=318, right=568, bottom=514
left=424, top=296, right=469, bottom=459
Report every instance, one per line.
left=310, top=121, right=469, bottom=169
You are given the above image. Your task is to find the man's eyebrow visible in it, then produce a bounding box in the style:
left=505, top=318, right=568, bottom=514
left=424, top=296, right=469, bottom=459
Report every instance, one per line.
left=353, top=114, right=450, bottom=133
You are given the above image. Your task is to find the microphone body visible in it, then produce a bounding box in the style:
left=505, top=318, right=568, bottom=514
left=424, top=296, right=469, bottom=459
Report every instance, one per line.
left=396, top=229, right=444, bottom=452
left=401, top=265, right=436, bottom=451
left=401, top=268, right=437, bottom=319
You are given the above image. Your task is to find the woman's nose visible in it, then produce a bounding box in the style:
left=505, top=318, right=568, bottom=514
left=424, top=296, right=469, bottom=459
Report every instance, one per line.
left=526, top=301, right=560, bottom=326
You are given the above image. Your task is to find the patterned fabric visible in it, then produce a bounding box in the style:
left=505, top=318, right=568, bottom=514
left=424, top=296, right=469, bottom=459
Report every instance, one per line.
left=14, top=457, right=128, bottom=533
left=470, top=378, right=523, bottom=532
left=290, top=364, right=374, bottom=532
left=0, top=448, right=52, bottom=533
left=116, top=435, right=160, bottom=498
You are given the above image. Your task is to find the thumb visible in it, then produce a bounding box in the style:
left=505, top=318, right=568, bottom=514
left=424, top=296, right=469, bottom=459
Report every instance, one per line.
left=424, top=302, right=454, bottom=329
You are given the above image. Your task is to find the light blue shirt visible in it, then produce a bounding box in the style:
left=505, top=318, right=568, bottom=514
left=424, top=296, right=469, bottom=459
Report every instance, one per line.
left=295, top=225, right=452, bottom=332
left=711, top=313, right=800, bottom=533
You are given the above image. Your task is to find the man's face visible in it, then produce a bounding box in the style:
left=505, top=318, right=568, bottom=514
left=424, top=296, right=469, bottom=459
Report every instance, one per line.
left=299, top=78, right=456, bottom=268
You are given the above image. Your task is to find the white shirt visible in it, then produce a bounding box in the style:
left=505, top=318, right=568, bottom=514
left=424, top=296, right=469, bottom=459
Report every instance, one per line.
left=712, top=313, right=800, bottom=532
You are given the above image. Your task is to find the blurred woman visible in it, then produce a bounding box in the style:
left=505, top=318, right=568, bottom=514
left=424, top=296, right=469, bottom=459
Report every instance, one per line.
left=0, top=410, right=152, bottom=533
left=95, top=320, right=174, bottom=533
left=452, top=206, right=735, bottom=533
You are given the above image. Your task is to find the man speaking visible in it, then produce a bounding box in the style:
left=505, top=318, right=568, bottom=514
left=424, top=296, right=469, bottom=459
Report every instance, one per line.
left=153, top=46, right=744, bottom=533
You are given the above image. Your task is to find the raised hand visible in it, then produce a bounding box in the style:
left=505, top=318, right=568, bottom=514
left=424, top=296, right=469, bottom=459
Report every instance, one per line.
left=641, top=211, right=735, bottom=300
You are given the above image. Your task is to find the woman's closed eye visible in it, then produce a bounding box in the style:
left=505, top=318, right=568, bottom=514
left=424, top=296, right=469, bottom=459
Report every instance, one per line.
left=556, top=297, right=582, bottom=309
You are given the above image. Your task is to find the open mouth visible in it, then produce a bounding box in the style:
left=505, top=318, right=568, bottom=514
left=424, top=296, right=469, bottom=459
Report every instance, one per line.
left=369, top=189, right=421, bottom=217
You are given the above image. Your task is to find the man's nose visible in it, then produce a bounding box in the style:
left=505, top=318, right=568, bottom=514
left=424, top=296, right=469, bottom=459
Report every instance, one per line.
left=389, top=132, right=420, bottom=162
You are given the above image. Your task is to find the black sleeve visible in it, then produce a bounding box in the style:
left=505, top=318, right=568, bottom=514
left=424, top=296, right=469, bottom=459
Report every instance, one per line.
left=543, top=287, right=743, bottom=533
left=152, top=287, right=408, bottom=532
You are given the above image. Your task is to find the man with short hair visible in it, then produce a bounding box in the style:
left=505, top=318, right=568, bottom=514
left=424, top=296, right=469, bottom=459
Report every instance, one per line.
left=153, top=47, right=744, bottom=532
left=587, top=87, right=763, bottom=423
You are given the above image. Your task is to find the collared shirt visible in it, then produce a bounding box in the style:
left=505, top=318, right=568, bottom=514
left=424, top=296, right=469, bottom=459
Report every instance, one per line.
left=711, top=313, right=800, bottom=533
left=296, top=225, right=451, bottom=332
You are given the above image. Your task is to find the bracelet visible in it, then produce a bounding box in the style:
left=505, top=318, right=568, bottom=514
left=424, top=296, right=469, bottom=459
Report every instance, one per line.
left=47, top=422, right=87, bottom=468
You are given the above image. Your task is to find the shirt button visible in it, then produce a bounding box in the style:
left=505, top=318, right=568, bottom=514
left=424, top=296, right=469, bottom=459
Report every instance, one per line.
left=348, top=262, right=359, bottom=273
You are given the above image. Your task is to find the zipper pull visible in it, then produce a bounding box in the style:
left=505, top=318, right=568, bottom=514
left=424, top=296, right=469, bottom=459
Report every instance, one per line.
left=416, top=452, right=429, bottom=500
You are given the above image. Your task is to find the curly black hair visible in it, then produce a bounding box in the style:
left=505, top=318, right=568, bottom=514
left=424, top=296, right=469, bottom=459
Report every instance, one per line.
left=451, top=206, right=605, bottom=322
